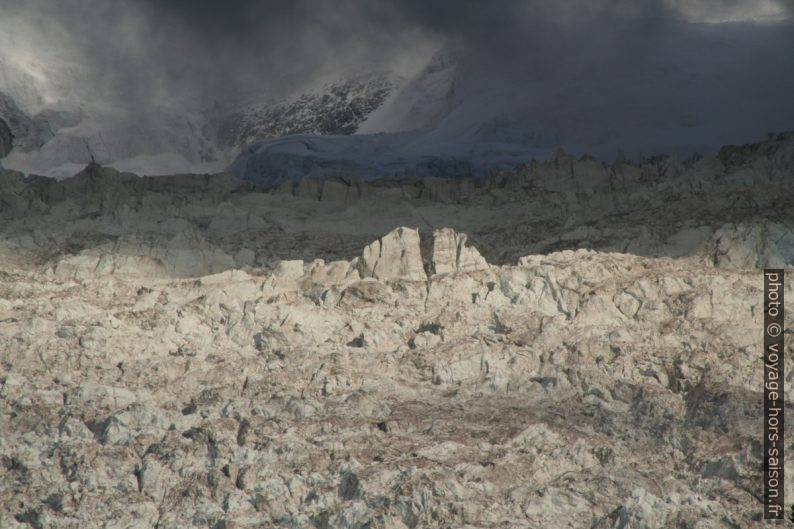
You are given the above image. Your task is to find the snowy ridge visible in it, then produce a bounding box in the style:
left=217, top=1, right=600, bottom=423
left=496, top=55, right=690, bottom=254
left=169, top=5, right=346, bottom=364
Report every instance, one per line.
left=358, top=48, right=461, bottom=134
left=214, top=73, right=397, bottom=151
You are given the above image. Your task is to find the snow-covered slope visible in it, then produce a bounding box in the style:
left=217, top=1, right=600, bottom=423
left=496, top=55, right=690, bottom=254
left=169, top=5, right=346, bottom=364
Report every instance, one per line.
left=227, top=131, right=543, bottom=186
left=231, top=21, right=794, bottom=185
left=0, top=70, right=402, bottom=178
left=358, top=49, right=461, bottom=135
left=0, top=102, right=224, bottom=178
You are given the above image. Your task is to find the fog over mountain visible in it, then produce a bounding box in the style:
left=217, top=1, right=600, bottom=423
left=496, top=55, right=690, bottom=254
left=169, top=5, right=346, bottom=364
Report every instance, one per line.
left=0, top=0, right=792, bottom=176
left=1, top=0, right=791, bottom=109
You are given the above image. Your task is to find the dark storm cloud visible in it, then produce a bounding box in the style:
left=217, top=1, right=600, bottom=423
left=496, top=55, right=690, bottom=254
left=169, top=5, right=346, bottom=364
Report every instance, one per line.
left=0, top=0, right=436, bottom=110
left=0, top=0, right=792, bottom=123
left=118, top=0, right=441, bottom=102
left=127, top=0, right=793, bottom=89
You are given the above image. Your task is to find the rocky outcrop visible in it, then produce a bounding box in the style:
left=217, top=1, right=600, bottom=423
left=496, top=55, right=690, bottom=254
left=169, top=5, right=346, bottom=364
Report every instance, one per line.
left=0, top=91, right=54, bottom=153
left=431, top=227, right=489, bottom=275
left=0, top=117, right=11, bottom=157
left=214, top=73, right=396, bottom=150
left=354, top=227, right=489, bottom=282
left=711, top=221, right=794, bottom=269
left=356, top=226, right=427, bottom=282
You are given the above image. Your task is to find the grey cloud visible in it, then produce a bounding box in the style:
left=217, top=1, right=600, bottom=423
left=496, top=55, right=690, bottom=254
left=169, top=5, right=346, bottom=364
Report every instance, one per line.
left=0, top=0, right=791, bottom=154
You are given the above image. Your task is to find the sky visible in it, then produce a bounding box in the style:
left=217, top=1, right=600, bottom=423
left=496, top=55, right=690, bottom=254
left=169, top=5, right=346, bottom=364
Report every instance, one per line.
left=0, top=0, right=792, bottom=151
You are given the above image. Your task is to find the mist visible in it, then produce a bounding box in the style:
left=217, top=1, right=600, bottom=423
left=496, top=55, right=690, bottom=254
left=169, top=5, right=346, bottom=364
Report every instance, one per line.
left=0, top=0, right=792, bottom=158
